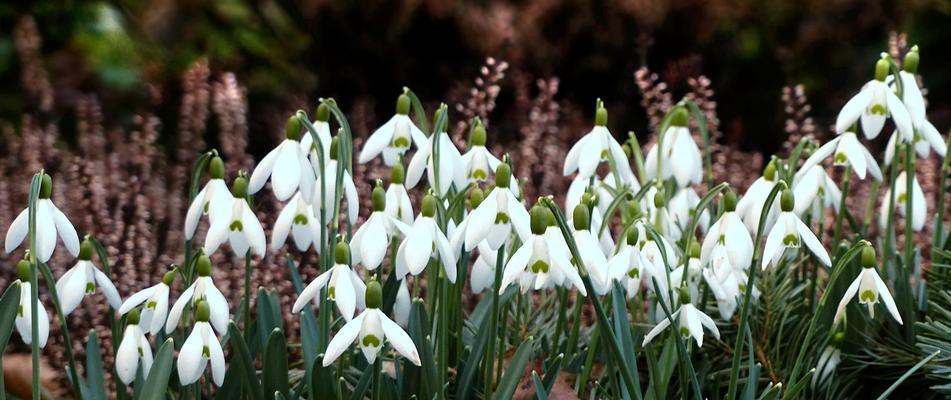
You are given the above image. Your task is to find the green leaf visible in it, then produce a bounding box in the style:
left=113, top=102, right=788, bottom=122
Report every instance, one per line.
left=456, top=306, right=491, bottom=400
left=311, top=356, right=336, bottom=399
left=493, top=336, right=533, bottom=400
left=0, top=282, right=21, bottom=398
left=228, top=321, right=265, bottom=400
left=875, top=350, right=940, bottom=400
left=254, top=288, right=282, bottom=355
left=138, top=338, right=174, bottom=400
left=263, top=328, right=290, bottom=398
left=349, top=363, right=374, bottom=400
left=86, top=330, right=107, bottom=400
left=408, top=300, right=436, bottom=398
left=532, top=371, right=548, bottom=400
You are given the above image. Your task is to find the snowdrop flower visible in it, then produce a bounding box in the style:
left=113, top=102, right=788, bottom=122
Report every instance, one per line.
left=55, top=239, right=121, bottom=316
left=300, top=103, right=333, bottom=164
left=569, top=205, right=610, bottom=295
left=735, top=161, right=781, bottom=235
left=115, top=309, right=153, bottom=385
left=314, top=137, right=360, bottom=225
left=271, top=191, right=323, bottom=253
left=834, top=246, right=902, bottom=324
left=883, top=47, right=947, bottom=163
left=566, top=178, right=618, bottom=255
left=668, top=187, right=710, bottom=234
left=385, top=162, right=415, bottom=226
left=642, top=289, right=719, bottom=347
left=878, top=171, right=926, bottom=232
left=177, top=300, right=225, bottom=387
left=464, top=164, right=531, bottom=251
left=644, top=106, right=703, bottom=188
left=883, top=124, right=947, bottom=166
left=359, top=93, right=428, bottom=166
left=792, top=165, right=841, bottom=217
left=248, top=115, right=316, bottom=202
left=563, top=102, right=635, bottom=183
left=118, top=269, right=175, bottom=336
left=394, top=279, right=411, bottom=328
left=835, top=54, right=912, bottom=140
left=185, top=155, right=231, bottom=240
left=608, top=228, right=650, bottom=298
left=5, top=173, right=79, bottom=263
left=13, top=260, right=49, bottom=348
left=293, top=242, right=367, bottom=321
left=470, top=242, right=498, bottom=294
left=761, top=190, right=831, bottom=269
left=649, top=191, right=680, bottom=242
left=323, top=281, right=421, bottom=366
left=798, top=132, right=882, bottom=181
left=203, top=176, right=266, bottom=257
left=394, top=195, right=457, bottom=282
left=406, top=129, right=461, bottom=197
left=812, top=338, right=843, bottom=389
left=454, top=123, right=502, bottom=188
left=165, top=255, right=229, bottom=334
left=700, top=191, right=753, bottom=271
left=666, top=244, right=704, bottom=302
left=351, top=184, right=408, bottom=270
left=499, top=206, right=587, bottom=295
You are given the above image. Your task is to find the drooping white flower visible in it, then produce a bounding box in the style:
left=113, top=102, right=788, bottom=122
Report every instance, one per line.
left=702, top=245, right=757, bottom=320
left=165, top=255, right=230, bottom=334
left=735, top=161, right=781, bottom=235
left=248, top=116, right=316, bottom=202
left=499, top=207, right=587, bottom=295
left=799, top=132, right=883, bottom=182
left=792, top=165, right=842, bottom=217
left=644, top=106, right=703, bottom=188
left=878, top=171, right=926, bottom=232
left=323, top=281, right=421, bottom=366
left=668, top=187, right=710, bottom=234
left=647, top=190, right=681, bottom=242
left=118, top=269, right=175, bottom=336
left=812, top=343, right=842, bottom=389
left=5, top=174, right=80, bottom=263
left=394, top=195, right=457, bottom=282
left=203, top=177, right=266, bottom=257
left=293, top=242, right=366, bottom=321
left=385, top=162, right=415, bottom=226
left=883, top=124, right=947, bottom=166
left=406, top=131, right=461, bottom=197
left=835, top=55, right=913, bottom=140
left=314, top=142, right=360, bottom=225
left=833, top=246, right=902, bottom=324
left=608, top=228, right=653, bottom=299
left=300, top=104, right=334, bottom=164
left=185, top=156, right=232, bottom=240
left=453, top=123, right=502, bottom=189
left=761, top=190, right=831, bottom=269
left=394, top=279, right=411, bottom=328
left=464, top=164, right=531, bottom=251
left=642, top=302, right=719, bottom=347
left=12, top=261, right=49, bottom=348
left=358, top=94, right=428, bottom=166
left=115, top=309, right=153, bottom=385
left=351, top=185, right=409, bottom=270
left=563, top=104, right=635, bottom=183
left=880, top=49, right=947, bottom=163
left=177, top=301, right=225, bottom=387
left=470, top=243, right=499, bottom=294
left=271, top=191, right=323, bottom=253
left=55, top=240, right=121, bottom=316
left=568, top=205, right=610, bottom=295
left=700, top=192, right=753, bottom=271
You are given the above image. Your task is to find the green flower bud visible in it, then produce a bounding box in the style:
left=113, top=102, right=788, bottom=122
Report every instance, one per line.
left=595, top=104, right=608, bottom=127
left=315, top=103, right=331, bottom=122
left=79, top=239, right=94, bottom=261
left=231, top=176, right=248, bottom=198
left=653, top=191, right=665, bottom=209
left=677, top=285, right=691, bottom=304
left=391, top=161, right=405, bottom=185
left=780, top=189, right=794, bottom=212
left=196, top=255, right=212, bottom=277
left=286, top=115, right=303, bottom=141
left=495, top=163, right=511, bottom=188
left=162, top=269, right=177, bottom=286
left=195, top=300, right=210, bottom=322
left=626, top=227, right=639, bottom=245
left=670, top=106, right=689, bottom=128
left=626, top=200, right=643, bottom=220
left=396, top=94, right=411, bottom=115
left=209, top=156, right=225, bottom=180
left=372, top=184, right=386, bottom=212
left=572, top=204, right=590, bottom=231
left=530, top=205, right=549, bottom=235
left=861, top=245, right=876, bottom=269
left=127, top=308, right=141, bottom=325
left=903, top=45, right=919, bottom=74
left=39, top=173, right=52, bottom=199
left=469, top=187, right=485, bottom=209
left=763, top=160, right=777, bottom=181
left=831, top=331, right=846, bottom=345
left=329, top=137, right=339, bottom=161
left=365, top=281, right=383, bottom=309
left=421, top=194, right=437, bottom=218
left=875, top=56, right=890, bottom=82
left=471, top=124, right=487, bottom=147
left=622, top=143, right=633, bottom=159
left=723, top=190, right=737, bottom=212
left=335, top=241, right=350, bottom=265
left=689, top=241, right=701, bottom=259
left=16, top=259, right=31, bottom=281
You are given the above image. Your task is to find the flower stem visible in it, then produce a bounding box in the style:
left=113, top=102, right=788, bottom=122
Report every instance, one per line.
left=243, top=251, right=252, bottom=338
left=483, top=248, right=506, bottom=397
left=832, top=165, right=852, bottom=246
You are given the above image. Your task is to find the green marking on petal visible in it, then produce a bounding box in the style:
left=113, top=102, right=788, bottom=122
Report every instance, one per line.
left=202, top=345, right=210, bottom=358
left=328, top=286, right=335, bottom=299
left=495, top=212, right=510, bottom=224
left=834, top=152, right=848, bottom=165
left=362, top=334, right=382, bottom=347
left=869, top=104, right=887, bottom=116
left=680, top=327, right=690, bottom=337
left=718, top=234, right=726, bottom=245
left=293, top=214, right=309, bottom=225
left=203, top=201, right=210, bottom=213
left=472, top=169, right=488, bottom=181
left=138, top=347, right=144, bottom=357
left=860, top=290, right=877, bottom=303
left=898, top=193, right=908, bottom=204
left=230, top=220, right=244, bottom=232
left=85, top=282, right=96, bottom=294
left=147, top=300, right=158, bottom=310
left=627, top=268, right=640, bottom=279
left=392, top=137, right=410, bottom=148
left=530, top=260, right=549, bottom=274
left=782, top=234, right=800, bottom=247
left=17, top=304, right=23, bottom=317
left=600, top=150, right=609, bottom=160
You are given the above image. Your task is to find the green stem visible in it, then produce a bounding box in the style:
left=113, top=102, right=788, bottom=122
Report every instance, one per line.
left=933, top=130, right=951, bottom=258
left=832, top=165, right=852, bottom=246
left=243, top=252, right=252, bottom=338
left=483, top=248, right=506, bottom=397
left=563, top=293, right=584, bottom=363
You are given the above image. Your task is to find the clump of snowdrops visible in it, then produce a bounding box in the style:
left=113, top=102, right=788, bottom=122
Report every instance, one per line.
left=1, top=44, right=948, bottom=400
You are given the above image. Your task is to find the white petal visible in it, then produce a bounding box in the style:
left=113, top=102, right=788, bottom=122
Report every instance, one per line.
left=360, top=117, right=397, bottom=164
left=58, top=264, right=88, bottom=315
left=50, top=203, right=80, bottom=257
left=835, top=88, right=872, bottom=133
left=292, top=269, right=331, bottom=313
left=4, top=208, right=28, bottom=254
left=208, top=333, right=226, bottom=386
left=119, top=286, right=158, bottom=314
left=116, top=329, right=139, bottom=384
left=642, top=310, right=677, bottom=346
left=377, top=309, right=421, bottom=366
left=165, top=282, right=196, bottom=333
left=761, top=223, right=783, bottom=269
left=270, top=196, right=298, bottom=250
left=184, top=186, right=209, bottom=240
left=249, top=146, right=280, bottom=194
left=886, top=90, right=914, bottom=140
left=833, top=274, right=862, bottom=323
left=873, top=273, right=903, bottom=324
left=93, top=267, right=121, bottom=309
left=343, top=172, right=360, bottom=224
left=499, top=242, right=532, bottom=294
left=241, top=206, right=267, bottom=257
left=333, top=268, right=357, bottom=321
left=322, top=312, right=367, bottom=366
left=202, top=280, right=230, bottom=335
left=177, top=325, right=207, bottom=385
left=35, top=201, right=57, bottom=262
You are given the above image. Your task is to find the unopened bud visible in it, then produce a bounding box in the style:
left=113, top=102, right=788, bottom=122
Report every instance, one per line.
left=315, top=103, right=331, bottom=122
left=421, top=194, right=437, bottom=218
left=572, top=204, right=590, bottom=231
left=903, top=45, right=919, bottom=74
left=286, top=115, right=303, bottom=141
left=209, top=156, right=225, bottom=180
left=335, top=241, right=350, bottom=265
left=396, top=94, right=411, bottom=115
left=366, top=281, right=383, bottom=309
left=780, top=189, right=794, bottom=212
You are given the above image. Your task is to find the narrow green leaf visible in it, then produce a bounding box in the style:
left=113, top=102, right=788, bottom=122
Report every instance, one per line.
left=0, top=282, right=21, bottom=399
left=532, top=371, right=548, bottom=400
left=138, top=338, right=174, bottom=400
left=263, top=328, right=290, bottom=398
left=456, top=307, right=491, bottom=400
left=311, top=356, right=336, bottom=399
left=86, top=330, right=107, bottom=400
left=228, top=321, right=265, bottom=400
left=875, top=350, right=940, bottom=400
left=349, top=363, right=374, bottom=400
left=493, top=337, right=534, bottom=400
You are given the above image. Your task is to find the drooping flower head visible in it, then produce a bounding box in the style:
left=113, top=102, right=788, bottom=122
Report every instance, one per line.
left=762, top=189, right=831, bottom=269
left=315, top=137, right=360, bottom=225
left=204, top=175, right=266, bottom=257
left=385, top=160, right=415, bottom=226
left=300, top=103, right=333, bottom=165
left=55, top=238, right=121, bottom=316
left=499, top=205, right=586, bottom=295
left=177, top=300, right=225, bottom=387
left=119, top=268, right=176, bottom=336
left=645, top=105, right=703, bottom=188
left=394, top=194, right=457, bottom=282
left=359, top=92, right=428, bottom=166
left=352, top=182, right=409, bottom=270
left=700, top=190, right=753, bottom=271
left=564, top=100, right=635, bottom=183
left=293, top=240, right=366, bottom=321
left=115, top=309, right=154, bottom=385
left=879, top=171, right=926, bottom=232
left=5, top=172, right=80, bottom=262
left=454, top=121, right=502, bottom=189
left=835, top=54, right=913, bottom=140
left=464, top=162, right=531, bottom=251
left=165, top=254, right=230, bottom=334
left=248, top=115, right=316, bottom=202
left=185, top=155, right=231, bottom=240
left=834, top=245, right=902, bottom=324
left=14, top=259, right=49, bottom=348
left=642, top=287, right=720, bottom=348
left=570, top=203, right=610, bottom=295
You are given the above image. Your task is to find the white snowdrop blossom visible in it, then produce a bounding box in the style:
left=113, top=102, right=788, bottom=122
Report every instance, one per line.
left=165, top=255, right=230, bottom=334
left=351, top=184, right=409, bottom=270
left=248, top=116, right=316, bottom=202
left=798, top=132, right=882, bottom=181
left=563, top=104, right=635, bottom=183
left=203, top=177, right=266, bottom=257
left=762, top=190, right=831, bottom=269
left=608, top=228, right=653, bottom=299
left=700, top=192, right=753, bottom=271
left=566, top=176, right=620, bottom=255
left=499, top=207, right=587, bottom=295
left=642, top=302, right=720, bottom=348
left=300, top=104, right=334, bottom=164
left=177, top=301, right=225, bottom=387
left=834, top=246, right=902, bottom=324
left=644, top=106, right=703, bottom=188
left=271, top=191, right=323, bottom=253
left=314, top=148, right=359, bottom=225
left=835, top=55, right=913, bottom=140
left=702, top=245, right=757, bottom=320
left=792, top=165, right=842, bottom=217
left=118, top=269, right=175, bottom=336
left=668, top=187, right=710, bottom=234
left=184, top=156, right=232, bottom=240
left=394, top=195, right=457, bottom=282
left=5, top=174, right=80, bottom=263
left=358, top=94, right=428, bottom=166
left=384, top=162, right=415, bottom=226
left=323, top=281, right=421, bottom=366
left=55, top=240, right=121, bottom=316
left=406, top=131, right=461, bottom=197
left=293, top=242, right=366, bottom=321
left=735, top=162, right=781, bottom=235
left=13, top=261, right=49, bottom=348
left=115, top=309, right=153, bottom=385
left=464, top=164, right=531, bottom=251
left=453, top=123, right=502, bottom=188
left=469, top=242, right=498, bottom=294
left=878, top=171, right=926, bottom=232
left=569, top=205, right=610, bottom=295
